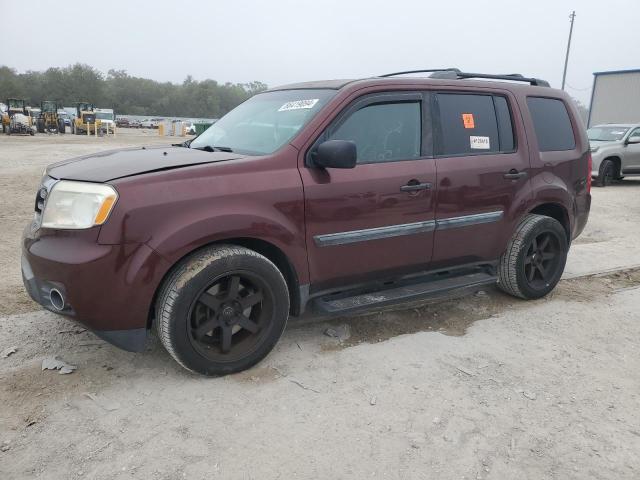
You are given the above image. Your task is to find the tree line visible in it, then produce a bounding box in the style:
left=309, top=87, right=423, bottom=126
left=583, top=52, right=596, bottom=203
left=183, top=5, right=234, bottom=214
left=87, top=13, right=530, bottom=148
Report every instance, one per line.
left=0, top=64, right=267, bottom=118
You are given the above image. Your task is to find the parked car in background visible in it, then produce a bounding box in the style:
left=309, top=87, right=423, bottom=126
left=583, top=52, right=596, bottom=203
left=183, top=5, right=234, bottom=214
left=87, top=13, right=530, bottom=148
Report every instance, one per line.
left=95, top=108, right=115, bottom=132
left=184, top=122, right=196, bottom=135
left=128, top=119, right=141, bottom=128
left=116, top=117, right=130, bottom=128
left=588, top=124, right=640, bottom=186
left=140, top=118, right=155, bottom=128
left=57, top=111, right=71, bottom=126
left=22, top=69, right=590, bottom=376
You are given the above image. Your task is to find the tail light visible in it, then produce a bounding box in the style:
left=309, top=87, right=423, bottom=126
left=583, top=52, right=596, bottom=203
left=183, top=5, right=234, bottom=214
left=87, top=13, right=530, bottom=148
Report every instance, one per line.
left=586, top=152, right=592, bottom=193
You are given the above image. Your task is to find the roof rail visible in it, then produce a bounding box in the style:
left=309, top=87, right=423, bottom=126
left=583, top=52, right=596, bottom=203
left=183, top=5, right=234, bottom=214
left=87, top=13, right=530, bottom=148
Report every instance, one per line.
left=379, top=68, right=550, bottom=87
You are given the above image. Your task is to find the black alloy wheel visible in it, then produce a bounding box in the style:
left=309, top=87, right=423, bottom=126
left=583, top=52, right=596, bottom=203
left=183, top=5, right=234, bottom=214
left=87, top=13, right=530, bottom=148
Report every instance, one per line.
left=523, top=231, right=562, bottom=290
left=188, top=271, right=273, bottom=362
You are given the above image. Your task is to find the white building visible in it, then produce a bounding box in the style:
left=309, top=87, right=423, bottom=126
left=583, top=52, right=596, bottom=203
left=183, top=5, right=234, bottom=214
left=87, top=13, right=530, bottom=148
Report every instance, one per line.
left=588, top=69, right=640, bottom=127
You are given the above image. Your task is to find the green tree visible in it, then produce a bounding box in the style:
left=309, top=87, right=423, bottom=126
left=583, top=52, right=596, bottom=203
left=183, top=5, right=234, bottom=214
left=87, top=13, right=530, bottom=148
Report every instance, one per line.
left=0, top=64, right=267, bottom=117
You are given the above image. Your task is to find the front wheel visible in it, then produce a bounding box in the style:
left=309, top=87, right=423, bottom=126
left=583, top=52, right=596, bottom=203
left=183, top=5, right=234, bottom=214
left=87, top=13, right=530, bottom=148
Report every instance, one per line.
left=498, top=214, right=568, bottom=299
left=595, top=159, right=617, bottom=187
left=155, top=245, right=289, bottom=376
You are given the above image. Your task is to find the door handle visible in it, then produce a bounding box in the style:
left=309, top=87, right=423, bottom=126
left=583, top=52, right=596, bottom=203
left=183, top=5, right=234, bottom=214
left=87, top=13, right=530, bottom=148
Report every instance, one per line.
left=400, top=181, right=432, bottom=192
left=503, top=169, right=528, bottom=180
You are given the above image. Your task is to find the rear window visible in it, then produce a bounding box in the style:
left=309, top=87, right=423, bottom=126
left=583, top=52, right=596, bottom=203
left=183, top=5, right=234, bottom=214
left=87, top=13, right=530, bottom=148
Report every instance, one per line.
left=436, top=93, right=514, bottom=156
left=526, top=97, right=576, bottom=151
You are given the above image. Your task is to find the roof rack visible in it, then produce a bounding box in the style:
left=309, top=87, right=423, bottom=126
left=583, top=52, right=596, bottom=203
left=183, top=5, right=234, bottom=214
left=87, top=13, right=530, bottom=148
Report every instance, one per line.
left=379, top=68, right=550, bottom=87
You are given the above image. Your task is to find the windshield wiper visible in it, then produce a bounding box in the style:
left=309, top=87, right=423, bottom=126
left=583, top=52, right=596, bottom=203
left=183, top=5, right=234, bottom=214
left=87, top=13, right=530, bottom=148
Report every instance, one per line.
left=207, top=145, right=233, bottom=152
left=173, top=139, right=193, bottom=148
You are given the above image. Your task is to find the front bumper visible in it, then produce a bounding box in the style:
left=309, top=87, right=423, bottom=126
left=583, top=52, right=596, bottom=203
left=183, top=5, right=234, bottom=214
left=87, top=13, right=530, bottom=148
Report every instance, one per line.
left=21, top=224, right=171, bottom=352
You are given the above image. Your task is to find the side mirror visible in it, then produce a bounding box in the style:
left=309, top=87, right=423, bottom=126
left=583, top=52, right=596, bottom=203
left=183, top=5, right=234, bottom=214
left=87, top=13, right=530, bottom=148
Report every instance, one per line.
left=626, top=136, right=640, bottom=145
left=313, top=140, right=357, bottom=169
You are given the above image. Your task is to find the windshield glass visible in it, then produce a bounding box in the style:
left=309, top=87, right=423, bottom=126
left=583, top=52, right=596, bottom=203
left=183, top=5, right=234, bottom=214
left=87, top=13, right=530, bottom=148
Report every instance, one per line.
left=588, top=126, right=629, bottom=141
left=95, top=112, right=114, bottom=120
left=190, top=89, right=336, bottom=155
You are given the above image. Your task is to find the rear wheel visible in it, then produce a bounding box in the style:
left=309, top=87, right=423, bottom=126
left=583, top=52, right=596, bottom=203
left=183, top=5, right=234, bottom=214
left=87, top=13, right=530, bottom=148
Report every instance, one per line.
left=498, top=214, right=568, bottom=299
left=155, top=245, right=289, bottom=376
left=37, top=119, right=45, bottom=133
left=58, top=119, right=65, bottom=134
left=596, top=159, right=617, bottom=187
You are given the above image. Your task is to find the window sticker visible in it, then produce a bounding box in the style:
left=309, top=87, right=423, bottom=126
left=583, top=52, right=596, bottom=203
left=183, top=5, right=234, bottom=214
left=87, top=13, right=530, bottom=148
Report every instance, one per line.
left=470, top=136, right=490, bottom=150
left=278, top=99, right=319, bottom=112
left=462, top=113, right=475, bottom=129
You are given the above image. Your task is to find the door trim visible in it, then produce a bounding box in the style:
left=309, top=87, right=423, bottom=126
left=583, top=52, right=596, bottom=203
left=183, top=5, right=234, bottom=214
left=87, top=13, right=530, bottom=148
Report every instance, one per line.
left=314, top=210, right=504, bottom=247
left=314, top=220, right=436, bottom=247
left=436, top=211, right=504, bottom=230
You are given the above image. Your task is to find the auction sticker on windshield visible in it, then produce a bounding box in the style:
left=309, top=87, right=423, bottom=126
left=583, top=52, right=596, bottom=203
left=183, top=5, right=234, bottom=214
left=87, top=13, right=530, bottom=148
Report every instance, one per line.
left=278, top=99, right=319, bottom=111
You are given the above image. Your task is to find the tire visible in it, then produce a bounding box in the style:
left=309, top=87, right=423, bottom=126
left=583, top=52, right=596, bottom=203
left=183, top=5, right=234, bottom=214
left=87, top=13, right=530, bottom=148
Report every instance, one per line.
left=37, top=119, right=45, bottom=134
left=595, top=159, right=617, bottom=187
left=58, top=119, right=65, bottom=134
left=155, top=245, right=289, bottom=376
left=498, top=214, right=568, bottom=300
left=71, top=122, right=75, bottom=134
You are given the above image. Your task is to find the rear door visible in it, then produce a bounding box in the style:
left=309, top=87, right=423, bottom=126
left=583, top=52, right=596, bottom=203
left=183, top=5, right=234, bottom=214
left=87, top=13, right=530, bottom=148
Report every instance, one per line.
left=300, top=92, right=437, bottom=291
left=431, top=91, right=532, bottom=269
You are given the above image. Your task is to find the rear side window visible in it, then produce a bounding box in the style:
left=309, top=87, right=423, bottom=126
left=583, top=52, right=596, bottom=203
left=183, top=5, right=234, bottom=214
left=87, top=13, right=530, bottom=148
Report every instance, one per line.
left=329, top=102, right=421, bottom=163
left=526, top=97, right=576, bottom=151
left=436, top=93, right=514, bottom=156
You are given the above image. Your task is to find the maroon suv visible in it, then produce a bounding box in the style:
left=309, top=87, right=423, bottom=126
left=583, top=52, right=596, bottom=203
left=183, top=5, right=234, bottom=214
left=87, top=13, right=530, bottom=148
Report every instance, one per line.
left=22, top=69, right=591, bottom=375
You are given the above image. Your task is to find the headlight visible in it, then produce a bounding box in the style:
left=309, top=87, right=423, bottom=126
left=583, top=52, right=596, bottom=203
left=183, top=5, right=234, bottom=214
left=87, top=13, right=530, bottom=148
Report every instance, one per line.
left=41, top=181, right=118, bottom=229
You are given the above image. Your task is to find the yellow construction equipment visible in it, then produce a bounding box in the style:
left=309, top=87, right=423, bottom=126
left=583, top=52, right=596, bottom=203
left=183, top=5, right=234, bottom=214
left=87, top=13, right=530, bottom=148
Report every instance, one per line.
left=2, top=98, right=35, bottom=135
left=36, top=101, right=66, bottom=134
left=71, top=102, right=100, bottom=135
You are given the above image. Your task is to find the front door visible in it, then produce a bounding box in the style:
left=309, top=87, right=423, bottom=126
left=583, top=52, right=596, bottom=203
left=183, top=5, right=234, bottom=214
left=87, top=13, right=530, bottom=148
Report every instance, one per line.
left=622, top=126, right=640, bottom=174
left=300, top=92, right=436, bottom=291
left=431, top=91, right=532, bottom=269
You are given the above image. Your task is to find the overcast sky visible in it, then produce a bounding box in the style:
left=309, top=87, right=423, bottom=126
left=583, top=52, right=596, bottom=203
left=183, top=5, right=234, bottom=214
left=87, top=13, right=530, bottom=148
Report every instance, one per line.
left=1, top=0, right=637, bottom=104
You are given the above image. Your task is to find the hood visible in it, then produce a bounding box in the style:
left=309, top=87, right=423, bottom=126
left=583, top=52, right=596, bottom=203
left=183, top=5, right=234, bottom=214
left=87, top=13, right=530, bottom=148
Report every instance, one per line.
left=589, top=139, right=622, bottom=151
left=47, top=145, right=246, bottom=182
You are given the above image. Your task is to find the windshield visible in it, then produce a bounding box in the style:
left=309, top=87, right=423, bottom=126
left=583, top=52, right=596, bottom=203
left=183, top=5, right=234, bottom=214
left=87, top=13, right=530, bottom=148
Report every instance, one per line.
left=190, top=89, right=336, bottom=155
left=95, top=112, right=114, bottom=120
left=588, top=126, right=629, bottom=141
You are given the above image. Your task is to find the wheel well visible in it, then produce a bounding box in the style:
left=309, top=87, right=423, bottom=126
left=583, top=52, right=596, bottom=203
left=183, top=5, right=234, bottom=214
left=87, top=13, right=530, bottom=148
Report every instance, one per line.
left=602, top=156, right=621, bottom=175
left=147, top=238, right=302, bottom=329
left=223, top=237, right=301, bottom=316
left=529, top=204, right=570, bottom=242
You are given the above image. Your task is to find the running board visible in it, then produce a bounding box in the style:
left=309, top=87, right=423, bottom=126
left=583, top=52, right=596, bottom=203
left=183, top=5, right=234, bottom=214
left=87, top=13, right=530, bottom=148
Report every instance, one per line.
left=311, top=271, right=497, bottom=315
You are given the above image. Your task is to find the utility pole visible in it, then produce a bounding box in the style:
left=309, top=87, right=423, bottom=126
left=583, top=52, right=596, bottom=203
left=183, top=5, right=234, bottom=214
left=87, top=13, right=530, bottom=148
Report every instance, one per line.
left=561, top=11, right=576, bottom=90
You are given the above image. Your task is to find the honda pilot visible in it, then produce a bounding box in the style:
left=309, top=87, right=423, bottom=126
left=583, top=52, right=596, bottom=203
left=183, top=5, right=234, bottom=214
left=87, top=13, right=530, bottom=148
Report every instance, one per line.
left=22, top=69, right=591, bottom=375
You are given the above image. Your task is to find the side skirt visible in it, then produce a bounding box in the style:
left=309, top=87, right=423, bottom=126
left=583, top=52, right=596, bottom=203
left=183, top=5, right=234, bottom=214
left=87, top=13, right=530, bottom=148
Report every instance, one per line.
left=304, top=262, right=498, bottom=316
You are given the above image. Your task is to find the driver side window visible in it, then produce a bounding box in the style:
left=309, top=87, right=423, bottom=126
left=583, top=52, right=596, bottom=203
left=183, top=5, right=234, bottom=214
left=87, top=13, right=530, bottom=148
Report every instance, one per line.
left=328, top=102, right=422, bottom=164
left=629, top=128, right=640, bottom=140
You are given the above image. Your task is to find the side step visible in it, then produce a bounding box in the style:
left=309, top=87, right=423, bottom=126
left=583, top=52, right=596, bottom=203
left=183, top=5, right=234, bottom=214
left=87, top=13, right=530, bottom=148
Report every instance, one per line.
left=311, top=271, right=497, bottom=315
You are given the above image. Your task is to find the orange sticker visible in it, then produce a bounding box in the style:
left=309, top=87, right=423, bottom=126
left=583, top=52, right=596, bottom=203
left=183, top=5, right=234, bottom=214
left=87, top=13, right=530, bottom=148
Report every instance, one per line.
left=462, top=113, right=475, bottom=129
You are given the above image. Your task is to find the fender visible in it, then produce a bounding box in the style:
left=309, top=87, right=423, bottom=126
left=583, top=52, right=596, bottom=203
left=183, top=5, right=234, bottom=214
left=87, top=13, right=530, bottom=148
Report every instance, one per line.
left=98, top=147, right=309, bottom=284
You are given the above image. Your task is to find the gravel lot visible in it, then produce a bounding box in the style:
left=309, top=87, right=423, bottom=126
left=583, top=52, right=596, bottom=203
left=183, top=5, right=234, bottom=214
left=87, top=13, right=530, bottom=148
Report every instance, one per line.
left=1, top=131, right=639, bottom=479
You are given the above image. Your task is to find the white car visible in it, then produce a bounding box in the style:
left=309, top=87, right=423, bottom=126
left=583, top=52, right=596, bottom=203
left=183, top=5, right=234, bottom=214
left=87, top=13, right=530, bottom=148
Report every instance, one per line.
left=95, top=108, right=115, bottom=131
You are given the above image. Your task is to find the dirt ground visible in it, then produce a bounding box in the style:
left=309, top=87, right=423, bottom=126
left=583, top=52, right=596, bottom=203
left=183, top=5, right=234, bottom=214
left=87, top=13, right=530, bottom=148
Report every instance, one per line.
left=1, top=131, right=639, bottom=479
